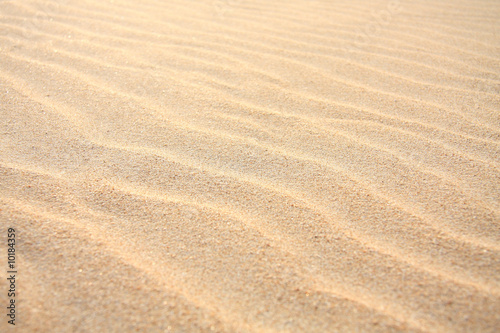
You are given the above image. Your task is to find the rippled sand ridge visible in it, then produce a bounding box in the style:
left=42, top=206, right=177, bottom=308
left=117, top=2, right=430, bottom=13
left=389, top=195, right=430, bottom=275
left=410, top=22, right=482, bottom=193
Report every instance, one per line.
left=0, top=0, right=499, bottom=332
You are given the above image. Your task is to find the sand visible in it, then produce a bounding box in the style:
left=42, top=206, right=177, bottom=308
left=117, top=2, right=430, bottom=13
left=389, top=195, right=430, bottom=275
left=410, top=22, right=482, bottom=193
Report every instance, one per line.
left=0, top=0, right=499, bottom=332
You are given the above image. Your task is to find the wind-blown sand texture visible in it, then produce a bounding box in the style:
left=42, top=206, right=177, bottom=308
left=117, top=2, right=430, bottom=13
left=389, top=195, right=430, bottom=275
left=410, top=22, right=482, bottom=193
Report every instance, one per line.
left=0, top=0, right=499, bottom=332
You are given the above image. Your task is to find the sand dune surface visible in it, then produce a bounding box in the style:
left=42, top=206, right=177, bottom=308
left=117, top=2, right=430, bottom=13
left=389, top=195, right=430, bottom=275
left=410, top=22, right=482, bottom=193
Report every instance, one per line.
left=0, top=0, right=499, bottom=332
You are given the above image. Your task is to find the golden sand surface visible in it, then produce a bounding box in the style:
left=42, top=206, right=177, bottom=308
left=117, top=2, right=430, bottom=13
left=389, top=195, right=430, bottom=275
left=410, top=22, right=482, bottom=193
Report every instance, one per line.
left=0, top=0, right=499, bottom=332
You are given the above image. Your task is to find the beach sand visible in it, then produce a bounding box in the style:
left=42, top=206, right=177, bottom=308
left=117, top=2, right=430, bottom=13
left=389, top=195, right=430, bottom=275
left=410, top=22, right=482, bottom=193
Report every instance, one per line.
left=0, top=0, right=499, bottom=332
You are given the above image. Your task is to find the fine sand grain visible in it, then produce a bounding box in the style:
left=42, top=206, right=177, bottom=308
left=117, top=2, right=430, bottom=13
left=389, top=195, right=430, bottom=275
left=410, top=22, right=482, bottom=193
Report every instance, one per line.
left=0, top=0, right=499, bottom=332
